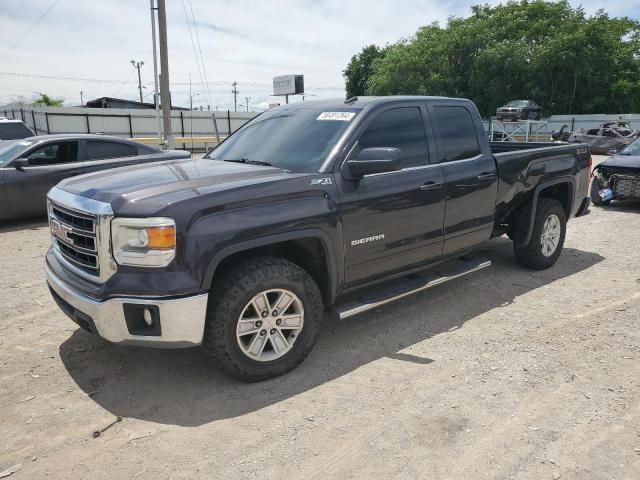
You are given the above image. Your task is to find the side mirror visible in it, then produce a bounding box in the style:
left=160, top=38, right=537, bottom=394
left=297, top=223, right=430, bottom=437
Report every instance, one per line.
left=13, top=158, right=29, bottom=169
left=607, top=149, right=618, bottom=156
left=346, top=147, right=402, bottom=179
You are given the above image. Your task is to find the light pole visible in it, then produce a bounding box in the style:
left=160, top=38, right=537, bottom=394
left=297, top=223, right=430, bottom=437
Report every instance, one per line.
left=80, top=90, right=84, bottom=106
left=130, top=60, right=145, bottom=103
left=231, top=81, right=239, bottom=112
left=190, top=93, right=200, bottom=111
left=244, top=96, right=251, bottom=112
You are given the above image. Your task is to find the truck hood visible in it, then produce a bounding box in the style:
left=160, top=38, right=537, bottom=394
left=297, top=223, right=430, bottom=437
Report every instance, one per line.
left=600, top=154, right=640, bottom=170
left=57, top=158, right=306, bottom=215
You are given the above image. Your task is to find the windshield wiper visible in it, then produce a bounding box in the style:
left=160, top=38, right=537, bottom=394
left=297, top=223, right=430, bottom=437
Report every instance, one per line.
left=223, top=158, right=272, bottom=166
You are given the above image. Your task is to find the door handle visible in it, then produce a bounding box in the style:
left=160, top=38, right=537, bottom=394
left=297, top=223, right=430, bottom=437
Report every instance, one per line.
left=419, top=182, right=442, bottom=192
left=477, top=173, right=496, bottom=182
left=66, top=170, right=83, bottom=176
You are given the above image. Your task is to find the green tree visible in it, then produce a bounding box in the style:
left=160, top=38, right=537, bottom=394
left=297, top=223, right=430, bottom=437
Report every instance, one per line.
left=343, top=44, right=385, bottom=97
left=32, top=93, right=64, bottom=107
left=343, top=1, right=640, bottom=116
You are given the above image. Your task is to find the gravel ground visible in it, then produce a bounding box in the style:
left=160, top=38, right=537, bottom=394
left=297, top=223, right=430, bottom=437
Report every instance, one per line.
left=1, top=156, right=639, bottom=479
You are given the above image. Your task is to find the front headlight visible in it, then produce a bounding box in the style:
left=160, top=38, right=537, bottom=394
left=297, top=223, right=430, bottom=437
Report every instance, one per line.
left=111, top=217, right=176, bottom=267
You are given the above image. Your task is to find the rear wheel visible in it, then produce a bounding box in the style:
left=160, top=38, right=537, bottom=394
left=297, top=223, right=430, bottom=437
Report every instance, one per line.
left=513, top=198, right=566, bottom=270
left=590, top=177, right=611, bottom=206
left=203, top=257, right=322, bottom=382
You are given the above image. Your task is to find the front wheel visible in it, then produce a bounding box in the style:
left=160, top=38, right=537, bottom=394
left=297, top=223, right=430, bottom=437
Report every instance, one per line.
left=203, top=257, right=322, bottom=382
left=513, top=198, right=566, bottom=270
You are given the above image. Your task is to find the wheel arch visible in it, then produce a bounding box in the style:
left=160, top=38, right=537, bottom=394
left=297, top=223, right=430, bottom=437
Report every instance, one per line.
left=516, top=176, right=575, bottom=247
left=201, top=229, right=339, bottom=306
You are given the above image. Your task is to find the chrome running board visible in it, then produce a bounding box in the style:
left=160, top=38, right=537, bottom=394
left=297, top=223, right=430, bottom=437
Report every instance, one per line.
left=336, top=255, right=491, bottom=320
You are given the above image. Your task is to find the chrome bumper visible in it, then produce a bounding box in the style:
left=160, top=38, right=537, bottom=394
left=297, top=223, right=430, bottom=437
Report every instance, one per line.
left=46, top=262, right=208, bottom=348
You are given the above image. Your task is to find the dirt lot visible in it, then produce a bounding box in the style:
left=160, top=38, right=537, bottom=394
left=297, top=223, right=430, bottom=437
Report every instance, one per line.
left=1, top=156, right=639, bottom=479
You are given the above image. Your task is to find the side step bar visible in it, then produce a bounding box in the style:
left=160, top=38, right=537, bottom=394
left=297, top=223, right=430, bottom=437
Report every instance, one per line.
left=336, top=255, right=491, bottom=320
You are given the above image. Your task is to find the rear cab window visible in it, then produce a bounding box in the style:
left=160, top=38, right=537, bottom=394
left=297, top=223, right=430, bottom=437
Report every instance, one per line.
left=431, top=106, right=481, bottom=162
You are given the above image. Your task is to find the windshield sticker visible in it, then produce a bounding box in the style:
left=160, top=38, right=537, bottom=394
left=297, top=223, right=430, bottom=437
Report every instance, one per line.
left=317, top=112, right=355, bottom=121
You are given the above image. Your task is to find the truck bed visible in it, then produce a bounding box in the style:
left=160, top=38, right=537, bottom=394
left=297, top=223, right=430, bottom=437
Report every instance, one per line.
left=489, top=141, right=591, bottom=225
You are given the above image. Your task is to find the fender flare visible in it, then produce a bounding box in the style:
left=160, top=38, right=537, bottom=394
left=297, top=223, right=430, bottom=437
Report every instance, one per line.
left=517, top=176, right=576, bottom=247
left=200, top=229, right=339, bottom=305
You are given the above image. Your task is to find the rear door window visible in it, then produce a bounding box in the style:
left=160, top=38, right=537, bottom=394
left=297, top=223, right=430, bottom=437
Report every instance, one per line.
left=358, top=107, right=428, bottom=169
left=86, top=141, right=138, bottom=160
left=431, top=106, right=481, bottom=162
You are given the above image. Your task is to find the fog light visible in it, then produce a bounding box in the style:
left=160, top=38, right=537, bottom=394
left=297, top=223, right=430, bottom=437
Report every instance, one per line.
left=143, top=308, right=153, bottom=326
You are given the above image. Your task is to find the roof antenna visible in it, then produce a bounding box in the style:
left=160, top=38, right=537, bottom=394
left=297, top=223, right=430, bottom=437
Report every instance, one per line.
left=344, top=96, right=358, bottom=104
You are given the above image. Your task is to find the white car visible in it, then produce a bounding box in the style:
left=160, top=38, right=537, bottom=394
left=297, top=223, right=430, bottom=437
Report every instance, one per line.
left=0, top=119, right=35, bottom=140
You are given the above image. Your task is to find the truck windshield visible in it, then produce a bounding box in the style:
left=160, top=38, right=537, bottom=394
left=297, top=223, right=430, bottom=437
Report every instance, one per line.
left=205, top=107, right=358, bottom=173
left=506, top=100, right=529, bottom=107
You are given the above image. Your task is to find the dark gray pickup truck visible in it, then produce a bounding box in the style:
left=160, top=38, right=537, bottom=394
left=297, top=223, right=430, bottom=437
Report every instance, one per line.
left=45, top=96, right=591, bottom=381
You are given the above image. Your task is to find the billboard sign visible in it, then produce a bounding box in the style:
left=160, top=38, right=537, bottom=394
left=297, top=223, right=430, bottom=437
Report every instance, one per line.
left=273, top=74, right=304, bottom=96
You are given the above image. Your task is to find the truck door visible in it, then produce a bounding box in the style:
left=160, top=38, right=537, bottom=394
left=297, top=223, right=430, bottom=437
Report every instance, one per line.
left=338, top=104, right=445, bottom=287
left=428, top=103, right=498, bottom=256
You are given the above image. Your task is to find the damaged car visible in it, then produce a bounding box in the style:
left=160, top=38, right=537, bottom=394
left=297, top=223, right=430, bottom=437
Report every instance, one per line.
left=591, top=137, right=640, bottom=206
left=570, top=121, right=639, bottom=155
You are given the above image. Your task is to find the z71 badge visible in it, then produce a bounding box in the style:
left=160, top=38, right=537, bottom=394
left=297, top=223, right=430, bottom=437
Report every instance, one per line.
left=310, top=177, right=332, bottom=186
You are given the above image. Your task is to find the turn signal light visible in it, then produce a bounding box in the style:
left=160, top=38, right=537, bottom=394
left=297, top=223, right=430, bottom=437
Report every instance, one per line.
left=146, top=226, right=176, bottom=250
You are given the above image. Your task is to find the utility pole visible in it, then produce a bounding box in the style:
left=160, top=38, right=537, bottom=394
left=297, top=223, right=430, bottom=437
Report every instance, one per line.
left=245, top=96, right=251, bottom=112
left=149, top=0, right=162, bottom=143
left=231, top=81, right=239, bottom=112
left=157, top=0, right=173, bottom=148
left=80, top=90, right=84, bottom=106
left=130, top=60, right=145, bottom=103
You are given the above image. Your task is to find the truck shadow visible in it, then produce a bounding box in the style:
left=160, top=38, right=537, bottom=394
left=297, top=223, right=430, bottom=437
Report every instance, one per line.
left=59, top=238, right=603, bottom=426
left=0, top=217, right=48, bottom=233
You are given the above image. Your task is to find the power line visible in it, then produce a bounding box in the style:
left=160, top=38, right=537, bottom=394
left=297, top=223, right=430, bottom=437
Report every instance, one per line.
left=111, top=69, right=137, bottom=96
left=0, top=0, right=60, bottom=60
left=187, top=0, right=214, bottom=110
left=180, top=0, right=207, bottom=109
left=0, top=70, right=343, bottom=90
left=0, top=0, right=27, bottom=36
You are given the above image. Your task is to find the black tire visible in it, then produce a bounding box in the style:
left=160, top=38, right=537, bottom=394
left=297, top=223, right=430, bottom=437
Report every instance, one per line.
left=513, top=198, right=566, bottom=270
left=590, top=177, right=611, bottom=207
left=203, top=256, right=322, bottom=382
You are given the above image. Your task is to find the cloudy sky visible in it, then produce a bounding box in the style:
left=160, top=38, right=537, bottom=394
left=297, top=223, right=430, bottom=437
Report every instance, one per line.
left=1, top=0, right=639, bottom=110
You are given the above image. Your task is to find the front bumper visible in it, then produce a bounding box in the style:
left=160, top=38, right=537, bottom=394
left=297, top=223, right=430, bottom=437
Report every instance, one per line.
left=46, top=262, right=208, bottom=348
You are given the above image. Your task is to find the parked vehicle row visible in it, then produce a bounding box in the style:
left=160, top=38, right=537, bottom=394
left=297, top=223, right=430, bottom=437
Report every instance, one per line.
left=44, top=96, right=591, bottom=381
left=0, top=134, right=190, bottom=221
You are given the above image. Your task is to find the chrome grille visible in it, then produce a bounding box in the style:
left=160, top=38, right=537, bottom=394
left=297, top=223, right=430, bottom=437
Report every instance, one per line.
left=613, top=175, right=640, bottom=198
left=48, top=202, right=99, bottom=275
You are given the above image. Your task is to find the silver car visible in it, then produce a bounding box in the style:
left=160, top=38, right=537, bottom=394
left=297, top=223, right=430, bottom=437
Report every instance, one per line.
left=0, top=134, right=190, bottom=221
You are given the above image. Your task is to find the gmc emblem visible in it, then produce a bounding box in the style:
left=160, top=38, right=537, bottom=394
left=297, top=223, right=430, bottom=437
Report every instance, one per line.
left=51, top=219, right=73, bottom=244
